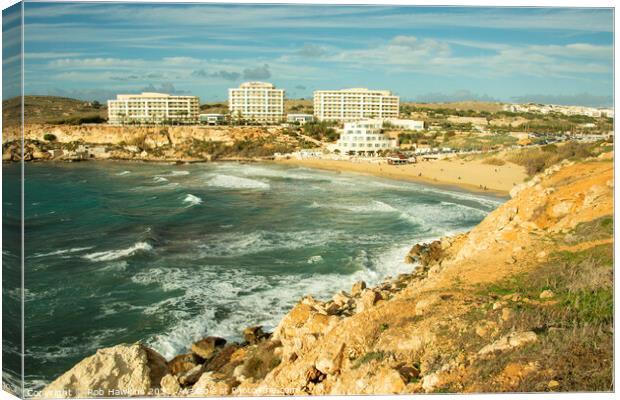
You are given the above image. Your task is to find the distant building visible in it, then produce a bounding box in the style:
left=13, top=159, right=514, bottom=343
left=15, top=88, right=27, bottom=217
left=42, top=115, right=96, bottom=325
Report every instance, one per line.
left=228, top=81, right=285, bottom=124
left=335, top=120, right=397, bottom=156
left=287, top=113, right=315, bottom=125
left=313, top=88, right=399, bottom=122
left=199, top=113, right=226, bottom=125
left=107, top=92, right=199, bottom=125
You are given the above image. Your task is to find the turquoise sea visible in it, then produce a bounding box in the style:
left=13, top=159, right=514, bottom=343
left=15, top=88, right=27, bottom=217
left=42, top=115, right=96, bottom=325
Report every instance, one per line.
left=3, top=161, right=504, bottom=390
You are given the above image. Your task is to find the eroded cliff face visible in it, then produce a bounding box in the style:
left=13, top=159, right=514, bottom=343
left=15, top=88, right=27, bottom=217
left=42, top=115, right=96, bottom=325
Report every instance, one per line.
left=40, top=155, right=614, bottom=397
left=3, top=124, right=300, bottom=162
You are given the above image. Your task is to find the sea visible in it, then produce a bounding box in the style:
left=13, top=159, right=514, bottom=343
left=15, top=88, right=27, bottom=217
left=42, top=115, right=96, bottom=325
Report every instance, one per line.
left=2, top=161, right=505, bottom=391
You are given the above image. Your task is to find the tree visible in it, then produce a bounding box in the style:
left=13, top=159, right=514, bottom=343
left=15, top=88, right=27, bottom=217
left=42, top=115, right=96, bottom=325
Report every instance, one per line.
left=43, top=133, right=57, bottom=142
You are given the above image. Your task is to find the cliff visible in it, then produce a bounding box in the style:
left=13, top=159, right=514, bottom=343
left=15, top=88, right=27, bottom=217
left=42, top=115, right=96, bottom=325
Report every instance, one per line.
left=40, top=154, right=614, bottom=397
left=3, top=124, right=304, bottom=162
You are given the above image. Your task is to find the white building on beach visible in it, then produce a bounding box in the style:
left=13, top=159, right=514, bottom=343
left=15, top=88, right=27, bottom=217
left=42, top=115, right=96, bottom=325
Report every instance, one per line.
left=228, top=81, right=285, bottom=124
left=335, top=120, right=397, bottom=156
left=107, top=92, right=200, bottom=125
left=313, top=88, right=400, bottom=122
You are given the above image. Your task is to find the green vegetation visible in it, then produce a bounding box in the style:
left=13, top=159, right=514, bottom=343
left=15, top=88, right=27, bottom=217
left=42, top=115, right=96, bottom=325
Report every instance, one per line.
left=302, top=121, right=339, bottom=142
left=43, top=133, right=57, bottom=142
left=51, top=113, right=107, bottom=125
left=442, top=133, right=517, bottom=151
left=3, top=95, right=108, bottom=125
left=508, top=141, right=606, bottom=176
left=482, top=157, right=506, bottom=166
left=189, top=138, right=297, bottom=159
left=379, top=323, right=389, bottom=332
left=463, top=217, right=613, bottom=392
left=352, top=351, right=386, bottom=369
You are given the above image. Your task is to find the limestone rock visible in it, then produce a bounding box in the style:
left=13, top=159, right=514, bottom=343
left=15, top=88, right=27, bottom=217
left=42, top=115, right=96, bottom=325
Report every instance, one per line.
left=168, top=353, right=200, bottom=376
left=351, top=281, right=367, bottom=296
left=178, top=364, right=205, bottom=386
left=190, top=372, right=232, bottom=396
left=501, top=308, right=514, bottom=322
left=191, top=336, right=226, bottom=360
left=41, top=343, right=167, bottom=398
left=357, top=290, right=380, bottom=312
left=478, top=331, right=538, bottom=355
left=160, top=374, right=181, bottom=395
left=539, top=290, right=555, bottom=299
left=243, top=326, right=270, bottom=345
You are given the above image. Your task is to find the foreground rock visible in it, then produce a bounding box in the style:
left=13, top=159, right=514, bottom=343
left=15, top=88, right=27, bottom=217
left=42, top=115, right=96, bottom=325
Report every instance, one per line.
left=41, top=343, right=167, bottom=398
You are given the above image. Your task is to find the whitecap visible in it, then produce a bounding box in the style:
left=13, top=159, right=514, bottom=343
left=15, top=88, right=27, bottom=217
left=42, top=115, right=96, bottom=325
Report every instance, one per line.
left=207, top=174, right=269, bottom=190
left=307, top=255, right=323, bottom=264
left=83, top=242, right=153, bottom=262
left=183, top=194, right=203, bottom=207
left=116, top=170, right=131, bottom=176
left=31, top=246, right=94, bottom=259
left=153, top=176, right=169, bottom=183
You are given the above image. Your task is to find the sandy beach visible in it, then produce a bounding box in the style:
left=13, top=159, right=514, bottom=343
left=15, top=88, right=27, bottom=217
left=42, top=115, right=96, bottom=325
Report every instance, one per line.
left=275, top=157, right=528, bottom=195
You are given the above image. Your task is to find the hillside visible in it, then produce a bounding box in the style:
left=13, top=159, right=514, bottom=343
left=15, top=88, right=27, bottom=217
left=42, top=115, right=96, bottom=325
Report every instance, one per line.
left=2, top=95, right=107, bottom=126
left=403, top=101, right=505, bottom=113
left=40, top=154, right=613, bottom=397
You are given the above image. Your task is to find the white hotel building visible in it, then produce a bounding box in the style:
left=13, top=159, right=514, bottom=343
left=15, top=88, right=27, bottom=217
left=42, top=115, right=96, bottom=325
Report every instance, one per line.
left=335, top=120, right=397, bottom=156
left=107, top=92, right=200, bottom=125
left=228, top=81, right=285, bottom=124
left=313, top=88, right=400, bottom=122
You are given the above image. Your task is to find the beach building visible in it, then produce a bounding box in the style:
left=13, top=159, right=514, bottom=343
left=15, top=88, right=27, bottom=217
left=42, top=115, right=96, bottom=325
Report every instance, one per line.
left=313, top=88, right=399, bottom=122
left=335, top=120, right=397, bottom=156
left=287, top=113, right=315, bottom=125
left=107, top=92, right=199, bottom=125
left=199, top=113, right=226, bottom=125
left=228, top=81, right=285, bottom=124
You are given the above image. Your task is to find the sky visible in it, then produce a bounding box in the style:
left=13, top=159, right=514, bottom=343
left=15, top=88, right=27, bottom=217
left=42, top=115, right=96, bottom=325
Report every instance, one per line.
left=2, top=2, right=615, bottom=106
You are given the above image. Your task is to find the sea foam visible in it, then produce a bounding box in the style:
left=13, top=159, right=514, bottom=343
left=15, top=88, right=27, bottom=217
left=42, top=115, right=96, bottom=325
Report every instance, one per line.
left=207, top=174, right=270, bottom=190
left=183, top=194, right=203, bottom=207
left=83, top=242, right=153, bottom=262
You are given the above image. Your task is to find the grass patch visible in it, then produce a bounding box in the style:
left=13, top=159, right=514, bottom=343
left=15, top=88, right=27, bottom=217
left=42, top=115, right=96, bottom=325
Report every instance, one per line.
left=507, top=141, right=606, bottom=176
left=466, top=242, right=613, bottom=391
left=352, top=351, right=386, bottom=369
left=482, top=157, right=506, bottom=166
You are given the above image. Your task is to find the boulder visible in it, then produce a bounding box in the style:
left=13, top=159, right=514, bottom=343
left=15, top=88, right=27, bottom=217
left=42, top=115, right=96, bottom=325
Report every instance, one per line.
left=41, top=343, right=167, bottom=398
left=178, top=364, right=204, bottom=386
left=191, top=336, right=226, bottom=360
left=243, top=326, right=270, bottom=345
left=332, top=291, right=351, bottom=307
left=478, top=331, right=538, bottom=355
left=501, top=308, right=514, bottom=322
left=351, top=281, right=367, bottom=296
left=190, top=372, right=232, bottom=397
left=539, top=290, right=555, bottom=300
left=160, top=374, right=181, bottom=395
left=168, top=353, right=200, bottom=376
left=204, top=344, right=242, bottom=373
left=357, top=290, right=381, bottom=312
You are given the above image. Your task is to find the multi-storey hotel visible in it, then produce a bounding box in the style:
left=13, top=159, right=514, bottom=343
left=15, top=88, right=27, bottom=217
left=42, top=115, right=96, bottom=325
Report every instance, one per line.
left=228, top=81, right=285, bottom=124
left=313, top=88, right=400, bottom=122
left=335, top=120, right=397, bottom=156
left=107, top=92, right=200, bottom=125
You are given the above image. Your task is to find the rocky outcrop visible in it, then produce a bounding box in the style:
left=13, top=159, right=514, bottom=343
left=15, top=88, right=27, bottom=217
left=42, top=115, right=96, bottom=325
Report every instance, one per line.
left=40, top=343, right=167, bottom=398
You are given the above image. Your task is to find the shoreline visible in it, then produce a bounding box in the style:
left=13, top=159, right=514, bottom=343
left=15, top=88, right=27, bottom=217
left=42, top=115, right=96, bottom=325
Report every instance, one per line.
left=273, top=157, right=527, bottom=196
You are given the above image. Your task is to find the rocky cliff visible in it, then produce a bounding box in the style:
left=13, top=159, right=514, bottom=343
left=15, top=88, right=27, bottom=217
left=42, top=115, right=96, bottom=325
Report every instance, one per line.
left=3, top=124, right=304, bottom=162
left=40, top=154, right=614, bottom=397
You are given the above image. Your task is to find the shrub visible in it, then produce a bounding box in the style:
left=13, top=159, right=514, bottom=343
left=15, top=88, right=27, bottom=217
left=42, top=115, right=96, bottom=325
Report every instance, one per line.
left=482, top=157, right=506, bottom=166
left=43, top=133, right=57, bottom=141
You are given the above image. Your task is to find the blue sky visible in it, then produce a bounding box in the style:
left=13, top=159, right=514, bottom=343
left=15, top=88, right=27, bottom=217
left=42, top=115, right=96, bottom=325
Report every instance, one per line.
left=2, top=2, right=615, bottom=106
